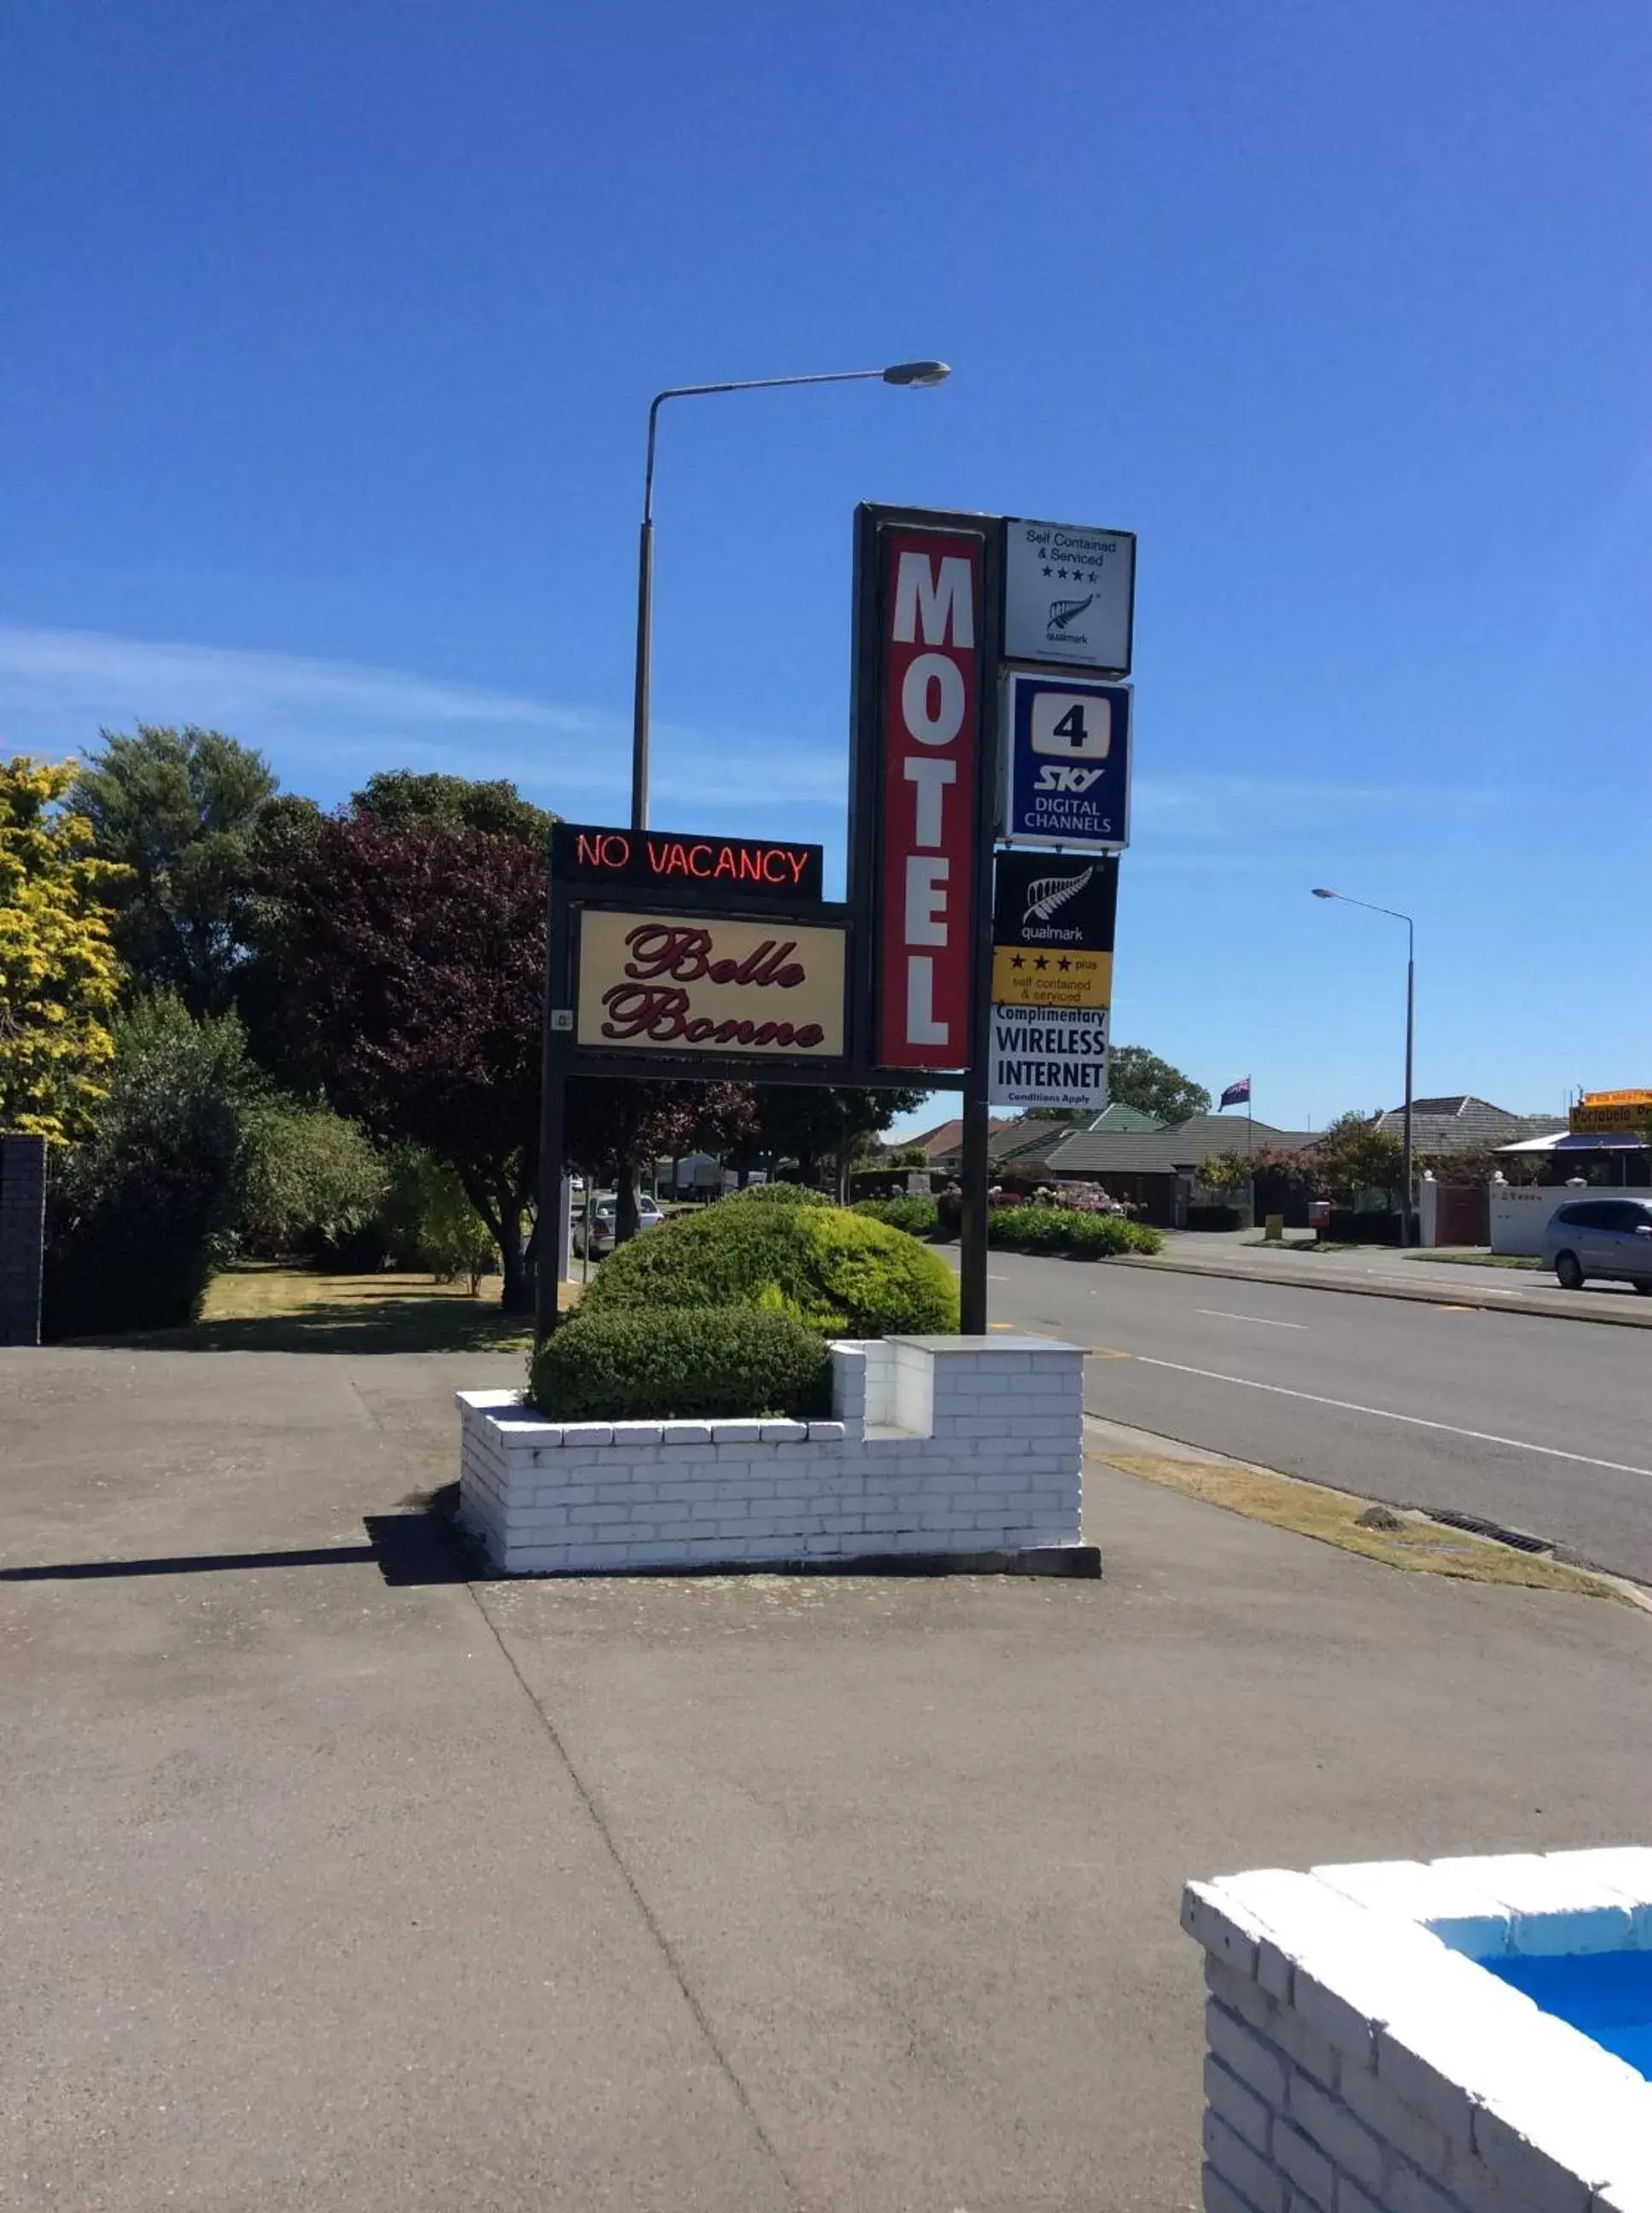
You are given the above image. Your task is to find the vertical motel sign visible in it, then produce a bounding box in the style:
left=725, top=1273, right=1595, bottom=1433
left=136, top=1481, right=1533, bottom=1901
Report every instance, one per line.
left=849, top=506, right=994, bottom=1075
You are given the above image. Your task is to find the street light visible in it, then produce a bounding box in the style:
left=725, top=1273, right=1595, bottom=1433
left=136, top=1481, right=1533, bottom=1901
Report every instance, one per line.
left=1311, top=887, right=1416, bottom=1244
left=629, top=361, right=952, bottom=830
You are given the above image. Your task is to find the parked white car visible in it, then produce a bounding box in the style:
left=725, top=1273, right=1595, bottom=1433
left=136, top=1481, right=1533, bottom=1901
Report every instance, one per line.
left=572, top=1192, right=665, bottom=1259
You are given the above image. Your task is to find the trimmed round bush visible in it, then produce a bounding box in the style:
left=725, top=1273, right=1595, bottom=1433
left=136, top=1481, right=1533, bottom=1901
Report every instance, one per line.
left=582, top=1198, right=959, bottom=1336
left=852, top=1194, right=940, bottom=1238
left=715, top=1181, right=831, bottom=1206
left=527, top=1306, right=832, bottom=1422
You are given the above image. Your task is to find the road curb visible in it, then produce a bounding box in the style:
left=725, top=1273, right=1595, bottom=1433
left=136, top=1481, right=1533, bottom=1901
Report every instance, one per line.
left=1110, top=1252, right=1652, bottom=1330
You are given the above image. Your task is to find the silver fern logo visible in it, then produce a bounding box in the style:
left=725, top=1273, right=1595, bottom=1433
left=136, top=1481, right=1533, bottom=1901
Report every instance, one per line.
left=1022, top=865, right=1095, bottom=928
left=1048, top=593, right=1095, bottom=635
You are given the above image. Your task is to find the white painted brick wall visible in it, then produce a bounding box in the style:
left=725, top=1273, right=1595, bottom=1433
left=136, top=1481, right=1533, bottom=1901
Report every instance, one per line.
left=457, top=1334, right=1085, bottom=1574
left=1183, top=1852, right=1652, bottom=2213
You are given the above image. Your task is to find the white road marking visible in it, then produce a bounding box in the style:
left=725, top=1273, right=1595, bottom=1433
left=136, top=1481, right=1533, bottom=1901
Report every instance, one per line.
left=1195, top=1309, right=1309, bottom=1330
left=1127, top=1353, right=1652, bottom=1482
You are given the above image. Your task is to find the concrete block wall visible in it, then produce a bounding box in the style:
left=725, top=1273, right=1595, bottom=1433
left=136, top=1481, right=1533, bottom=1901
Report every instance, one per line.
left=0, top=1135, right=48, bottom=1348
left=458, top=1333, right=1085, bottom=1574
left=1184, top=1849, right=1652, bottom=2213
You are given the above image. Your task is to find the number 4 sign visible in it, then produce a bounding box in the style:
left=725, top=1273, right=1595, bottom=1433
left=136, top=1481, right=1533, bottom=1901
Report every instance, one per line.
left=1001, top=672, right=1131, bottom=850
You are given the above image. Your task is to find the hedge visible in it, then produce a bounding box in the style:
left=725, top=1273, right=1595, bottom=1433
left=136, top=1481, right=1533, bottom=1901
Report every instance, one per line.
left=987, top=1206, right=1163, bottom=1259
left=583, top=1195, right=959, bottom=1335
left=716, top=1181, right=831, bottom=1206
left=851, top=1194, right=940, bottom=1238
left=528, top=1306, right=832, bottom=1422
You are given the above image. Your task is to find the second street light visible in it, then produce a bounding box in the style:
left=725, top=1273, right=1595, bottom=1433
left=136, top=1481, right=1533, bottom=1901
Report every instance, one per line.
left=628, top=360, right=951, bottom=831
left=1311, top=886, right=1417, bottom=1244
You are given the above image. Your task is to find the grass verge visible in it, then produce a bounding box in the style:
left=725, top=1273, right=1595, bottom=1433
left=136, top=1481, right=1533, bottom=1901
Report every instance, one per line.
left=1096, top=1451, right=1630, bottom=1603
left=69, top=1262, right=571, bottom=1354
left=1403, top=1252, right=1543, bottom=1270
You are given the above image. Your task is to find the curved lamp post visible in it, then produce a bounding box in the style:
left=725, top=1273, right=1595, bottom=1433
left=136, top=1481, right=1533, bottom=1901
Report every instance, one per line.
left=1312, top=887, right=1416, bottom=1243
left=629, top=361, right=951, bottom=830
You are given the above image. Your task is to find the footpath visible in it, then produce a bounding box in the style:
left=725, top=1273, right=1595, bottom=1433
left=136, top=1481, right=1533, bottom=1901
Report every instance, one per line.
left=1121, top=1230, right=1652, bottom=1329
left=3, top=1343, right=1649, bottom=2211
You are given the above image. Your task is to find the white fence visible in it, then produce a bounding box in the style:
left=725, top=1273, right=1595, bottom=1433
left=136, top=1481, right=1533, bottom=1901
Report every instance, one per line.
left=1489, top=1181, right=1652, bottom=1255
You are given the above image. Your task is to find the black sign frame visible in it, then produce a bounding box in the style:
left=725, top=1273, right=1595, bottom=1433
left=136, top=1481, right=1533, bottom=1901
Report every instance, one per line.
left=552, top=821, right=824, bottom=903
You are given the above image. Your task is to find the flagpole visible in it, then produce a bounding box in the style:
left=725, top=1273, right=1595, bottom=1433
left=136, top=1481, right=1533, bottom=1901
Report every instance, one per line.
left=1247, top=1079, right=1254, bottom=1229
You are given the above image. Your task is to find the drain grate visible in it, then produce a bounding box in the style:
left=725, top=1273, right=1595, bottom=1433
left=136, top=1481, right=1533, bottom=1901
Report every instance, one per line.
left=1425, top=1506, right=1550, bottom=1556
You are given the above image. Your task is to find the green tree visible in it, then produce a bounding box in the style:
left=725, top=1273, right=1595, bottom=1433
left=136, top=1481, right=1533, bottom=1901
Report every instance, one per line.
left=745, top=1084, right=931, bottom=1194
left=1106, top=1046, right=1211, bottom=1124
left=1308, top=1111, right=1404, bottom=1206
left=1198, top=1148, right=1252, bottom=1195
left=0, top=756, right=126, bottom=1141
left=240, top=1101, right=388, bottom=1259
left=350, top=769, right=551, bottom=848
left=70, top=726, right=278, bottom=1014
left=44, top=993, right=265, bottom=1335
left=377, top=1146, right=499, bottom=1289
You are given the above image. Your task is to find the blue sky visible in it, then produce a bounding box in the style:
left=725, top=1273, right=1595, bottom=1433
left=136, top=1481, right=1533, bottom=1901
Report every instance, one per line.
left=4, top=1, right=1648, bottom=1133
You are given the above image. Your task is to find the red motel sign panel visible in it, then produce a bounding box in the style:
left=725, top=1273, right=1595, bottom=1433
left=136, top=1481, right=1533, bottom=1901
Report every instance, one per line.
left=873, top=527, right=983, bottom=1070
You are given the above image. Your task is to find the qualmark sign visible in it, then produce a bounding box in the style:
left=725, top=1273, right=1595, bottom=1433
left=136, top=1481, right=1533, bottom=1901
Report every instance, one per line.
left=1003, top=517, right=1135, bottom=674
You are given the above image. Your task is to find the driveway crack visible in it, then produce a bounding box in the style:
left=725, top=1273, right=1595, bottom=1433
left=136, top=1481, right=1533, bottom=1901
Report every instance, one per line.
left=464, top=1585, right=804, bottom=2208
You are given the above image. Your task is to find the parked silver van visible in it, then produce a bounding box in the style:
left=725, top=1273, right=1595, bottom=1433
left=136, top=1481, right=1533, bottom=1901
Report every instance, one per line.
left=1540, top=1197, right=1652, bottom=1292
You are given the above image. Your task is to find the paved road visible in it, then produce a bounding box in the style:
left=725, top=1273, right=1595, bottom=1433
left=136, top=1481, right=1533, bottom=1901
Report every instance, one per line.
left=984, top=1252, right=1652, bottom=1581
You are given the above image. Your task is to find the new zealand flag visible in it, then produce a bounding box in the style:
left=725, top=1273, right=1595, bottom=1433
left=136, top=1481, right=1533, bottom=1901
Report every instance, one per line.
left=1220, top=1077, right=1252, bottom=1109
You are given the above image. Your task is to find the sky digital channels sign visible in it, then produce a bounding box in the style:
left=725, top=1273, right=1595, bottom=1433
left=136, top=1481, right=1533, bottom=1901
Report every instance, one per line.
left=1001, top=673, right=1131, bottom=850
left=873, top=528, right=984, bottom=1071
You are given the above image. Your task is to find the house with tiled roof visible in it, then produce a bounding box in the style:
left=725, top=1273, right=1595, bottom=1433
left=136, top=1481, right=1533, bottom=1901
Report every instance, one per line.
left=1038, top=1112, right=1318, bottom=1226
left=1374, top=1096, right=1565, bottom=1153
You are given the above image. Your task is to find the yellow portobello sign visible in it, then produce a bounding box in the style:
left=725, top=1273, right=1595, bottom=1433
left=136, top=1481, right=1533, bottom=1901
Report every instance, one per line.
left=576, top=910, right=846, bottom=1057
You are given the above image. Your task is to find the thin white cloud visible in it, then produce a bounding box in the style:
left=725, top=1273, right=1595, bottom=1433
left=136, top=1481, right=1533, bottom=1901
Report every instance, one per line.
left=0, top=622, right=1454, bottom=839
left=0, top=622, right=845, bottom=812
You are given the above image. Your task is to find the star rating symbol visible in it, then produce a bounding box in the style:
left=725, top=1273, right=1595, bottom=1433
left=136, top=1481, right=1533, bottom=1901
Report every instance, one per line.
left=1057, top=956, right=1071, bottom=971
left=1042, top=565, right=1052, bottom=577
left=1033, top=955, right=1049, bottom=970
left=1010, top=954, right=1025, bottom=970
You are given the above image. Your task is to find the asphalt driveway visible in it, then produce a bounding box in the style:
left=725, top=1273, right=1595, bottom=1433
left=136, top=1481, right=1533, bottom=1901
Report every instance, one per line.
left=4, top=1344, right=1651, bottom=2210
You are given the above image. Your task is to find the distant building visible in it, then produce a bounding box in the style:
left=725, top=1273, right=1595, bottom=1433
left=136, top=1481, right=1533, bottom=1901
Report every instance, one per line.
left=1036, top=1112, right=1317, bottom=1228
left=1374, top=1095, right=1564, bottom=1153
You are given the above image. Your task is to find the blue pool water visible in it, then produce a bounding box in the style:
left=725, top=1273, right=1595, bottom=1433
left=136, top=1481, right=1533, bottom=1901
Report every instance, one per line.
left=1486, top=1953, right=1652, bottom=2079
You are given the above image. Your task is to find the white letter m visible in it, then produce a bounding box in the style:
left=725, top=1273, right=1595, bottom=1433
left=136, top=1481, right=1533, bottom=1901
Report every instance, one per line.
left=892, top=552, right=974, bottom=648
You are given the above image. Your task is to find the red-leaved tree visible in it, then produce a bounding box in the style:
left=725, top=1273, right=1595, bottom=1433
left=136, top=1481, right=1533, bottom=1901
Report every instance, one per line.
left=258, top=811, right=548, bottom=1307
left=257, top=802, right=764, bottom=1304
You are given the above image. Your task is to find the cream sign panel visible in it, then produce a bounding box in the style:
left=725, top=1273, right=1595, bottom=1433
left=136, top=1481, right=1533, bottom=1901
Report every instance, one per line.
left=576, top=910, right=847, bottom=1057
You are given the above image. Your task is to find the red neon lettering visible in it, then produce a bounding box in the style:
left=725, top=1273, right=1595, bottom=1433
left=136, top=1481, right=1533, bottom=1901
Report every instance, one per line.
left=713, top=846, right=738, bottom=878
left=688, top=844, right=712, bottom=877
